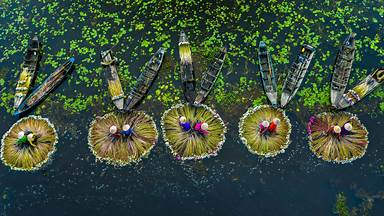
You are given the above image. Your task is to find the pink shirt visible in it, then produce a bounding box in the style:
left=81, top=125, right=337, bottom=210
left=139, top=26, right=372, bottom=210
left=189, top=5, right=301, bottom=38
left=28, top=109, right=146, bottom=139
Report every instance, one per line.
left=194, top=122, right=208, bottom=135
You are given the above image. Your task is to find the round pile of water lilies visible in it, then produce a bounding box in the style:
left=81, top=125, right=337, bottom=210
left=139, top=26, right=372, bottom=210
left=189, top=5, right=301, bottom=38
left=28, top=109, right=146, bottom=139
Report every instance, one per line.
left=1, top=115, right=58, bottom=171
left=307, top=112, right=369, bottom=164
left=161, top=103, right=226, bottom=160
left=88, top=111, right=158, bottom=166
left=239, top=105, right=292, bottom=157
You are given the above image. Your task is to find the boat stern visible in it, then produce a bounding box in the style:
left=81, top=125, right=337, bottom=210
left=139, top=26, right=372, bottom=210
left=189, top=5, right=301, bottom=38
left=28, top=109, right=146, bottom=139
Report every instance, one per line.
left=266, top=92, right=278, bottom=107
left=13, top=95, right=24, bottom=111
left=194, top=92, right=204, bottom=105
left=13, top=107, right=22, bottom=116
left=330, top=90, right=341, bottom=107
left=280, top=93, right=290, bottom=108
left=114, top=98, right=125, bottom=110
left=336, top=98, right=351, bottom=109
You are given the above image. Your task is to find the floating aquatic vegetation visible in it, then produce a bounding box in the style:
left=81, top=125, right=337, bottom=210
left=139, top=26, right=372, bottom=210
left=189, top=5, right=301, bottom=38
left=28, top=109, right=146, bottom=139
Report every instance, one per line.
left=307, top=112, right=368, bottom=163
left=239, top=105, right=291, bottom=157
left=1, top=115, right=58, bottom=171
left=1, top=0, right=384, bottom=115
left=88, top=111, right=158, bottom=166
left=161, top=103, right=226, bottom=160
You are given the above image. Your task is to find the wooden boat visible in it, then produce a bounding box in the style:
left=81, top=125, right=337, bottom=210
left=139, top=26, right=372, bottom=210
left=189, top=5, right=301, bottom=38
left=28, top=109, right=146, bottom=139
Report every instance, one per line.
left=179, top=30, right=196, bottom=103
left=14, top=57, right=75, bottom=116
left=337, top=68, right=384, bottom=109
left=194, top=47, right=227, bottom=105
left=258, top=41, right=278, bottom=107
left=331, top=33, right=356, bottom=107
left=281, top=44, right=315, bottom=108
left=101, top=49, right=125, bottom=110
left=124, top=48, right=165, bottom=111
left=14, top=36, right=42, bottom=109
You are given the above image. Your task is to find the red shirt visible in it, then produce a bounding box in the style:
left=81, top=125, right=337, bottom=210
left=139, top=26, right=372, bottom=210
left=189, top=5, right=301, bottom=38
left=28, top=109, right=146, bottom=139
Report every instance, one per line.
left=268, top=122, right=277, bottom=133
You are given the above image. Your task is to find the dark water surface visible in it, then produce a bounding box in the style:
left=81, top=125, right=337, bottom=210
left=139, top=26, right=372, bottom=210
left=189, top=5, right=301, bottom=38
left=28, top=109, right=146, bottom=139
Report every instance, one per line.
left=1, top=1, right=384, bottom=215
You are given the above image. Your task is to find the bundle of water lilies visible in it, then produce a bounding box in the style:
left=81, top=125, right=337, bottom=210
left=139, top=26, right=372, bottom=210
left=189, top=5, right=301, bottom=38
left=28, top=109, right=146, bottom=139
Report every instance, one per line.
left=161, top=103, right=226, bottom=160
left=88, top=47, right=165, bottom=165
left=1, top=115, right=58, bottom=171
left=307, top=112, right=368, bottom=163
left=88, top=112, right=158, bottom=165
left=239, top=105, right=291, bottom=157
left=161, top=31, right=227, bottom=160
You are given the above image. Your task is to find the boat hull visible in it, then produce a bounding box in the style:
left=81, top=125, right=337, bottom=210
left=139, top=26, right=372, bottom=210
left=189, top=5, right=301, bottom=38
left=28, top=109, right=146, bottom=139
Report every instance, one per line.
left=331, top=33, right=356, bottom=107
left=281, top=44, right=315, bottom=108
left=194, top=47, right=227, bottom=105
left=179, top=31, right=196, bottom=103
left=337, top=68, right=384, bottom=109
left=14, top=57, right=75, bottom=116
left=258, top=41, right=278, bottom=107
left=124, top=48, right=165, bottom=111
left=14, top=36, right=42, bottom=109
left=101, top=50, right=125, bottom=110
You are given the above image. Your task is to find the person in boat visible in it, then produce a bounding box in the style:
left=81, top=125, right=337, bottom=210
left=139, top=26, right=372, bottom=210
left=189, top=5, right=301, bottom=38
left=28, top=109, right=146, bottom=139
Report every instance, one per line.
left=17, top=131, right=37, bottom=147
left=259, top=120, right=270, bottom=134
left=120, top=124, right=133, bottom=137
left=194, top=121, right=209, bottom=135
left=267, top=118, right=280, bottom=133
left=179, top=116, right=191, bottom=131
left=109, top=125, right=121, bottom=139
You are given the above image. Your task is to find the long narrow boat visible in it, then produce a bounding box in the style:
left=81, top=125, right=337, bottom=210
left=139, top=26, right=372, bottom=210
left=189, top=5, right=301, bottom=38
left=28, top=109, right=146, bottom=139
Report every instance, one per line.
left=179, top=30, right=196, bottom=103
left=124, top=48, right=165, bottom=111
left=194, top=47, right=227, bottom=105
left=14, top=36, right=42, bottom=109
left=337, top=68, right=384, bottom=109
left=331, top=33, right=356, bottom=107
left=280, top=44, right=315, bottom=108
left=258, top=41, right=278, bottom=107
left=14, top=57, right=75, bottom=116
left=100, top=49, right=125, bottom=110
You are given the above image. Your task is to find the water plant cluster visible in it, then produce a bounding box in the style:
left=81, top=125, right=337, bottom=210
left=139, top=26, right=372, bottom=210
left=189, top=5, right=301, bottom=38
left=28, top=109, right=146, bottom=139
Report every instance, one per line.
left=0, top=0, right=383, bottom=116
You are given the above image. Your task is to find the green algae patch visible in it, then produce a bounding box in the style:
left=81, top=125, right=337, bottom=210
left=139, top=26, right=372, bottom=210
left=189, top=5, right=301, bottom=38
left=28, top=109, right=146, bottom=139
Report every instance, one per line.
left=334, top=193, right=349, bottom=216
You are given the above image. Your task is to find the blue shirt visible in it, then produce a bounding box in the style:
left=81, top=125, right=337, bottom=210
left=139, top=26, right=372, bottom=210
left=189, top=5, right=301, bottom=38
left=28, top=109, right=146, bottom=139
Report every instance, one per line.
left=121, top=128, right=133, bottom=136
left=180, top=122, right=191, bottom=131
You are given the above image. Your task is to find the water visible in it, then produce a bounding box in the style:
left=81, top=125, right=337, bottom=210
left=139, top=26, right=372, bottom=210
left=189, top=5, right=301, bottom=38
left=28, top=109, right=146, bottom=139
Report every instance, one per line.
left=0, top=0, right=384, bottom=215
